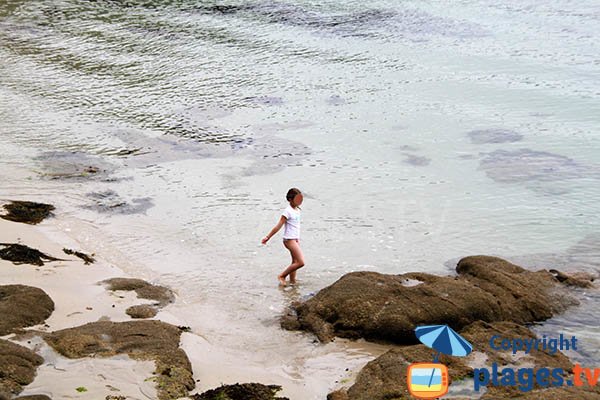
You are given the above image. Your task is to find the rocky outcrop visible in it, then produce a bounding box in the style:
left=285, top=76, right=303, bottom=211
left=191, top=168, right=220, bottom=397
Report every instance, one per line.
left=0, top=339, right=44, bottom=396
left=126, top=304, right=158, bottom=319
left=327, top=345, right=470, bottom=400
left=329, top=321, right=597, bottom=400
left=282, top=256, right=588, bottom=343
left=0, top=285, right=54, bottom=335
left=44, top=320, right=193, bottom=400
left=191, top=383, right=289, bottom=400
left=101, top=278, right=174, bottom=307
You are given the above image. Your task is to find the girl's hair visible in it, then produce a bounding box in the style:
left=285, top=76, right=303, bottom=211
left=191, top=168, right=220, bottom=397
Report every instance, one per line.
left=286, top=187, right=301, bottom=201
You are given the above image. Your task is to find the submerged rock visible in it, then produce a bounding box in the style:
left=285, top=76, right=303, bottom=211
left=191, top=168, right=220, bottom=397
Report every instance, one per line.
left=192, top=383, right=289, bottom=400
left=101, top=278, right=174, bottom=307
left=0, top=339, right=44, bottom=396
left=0, top=201, right=55, bottom=224
left=282, top=256, right=586, bottom=343
left=467, top=128, right=523, bottom=144
left=0, top=243, right=64, bottom=266
left=44, top=320, right=194, bottom=400
left=0, top=285, right=54, bottom=335
left=126, top=304, right=158, bottom=319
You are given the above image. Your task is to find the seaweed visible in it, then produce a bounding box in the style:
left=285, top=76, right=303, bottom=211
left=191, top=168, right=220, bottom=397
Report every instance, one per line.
left=63, top=248, right=95, bottom=265
left=0, top=243, right=65, bottom=266
left=0, top=201, right=55, bottom=224
left=191, top=383, right=289, bottom=400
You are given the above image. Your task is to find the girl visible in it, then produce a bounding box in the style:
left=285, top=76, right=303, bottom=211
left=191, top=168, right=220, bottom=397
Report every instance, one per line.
left=261, top=188, right=304, bottom=286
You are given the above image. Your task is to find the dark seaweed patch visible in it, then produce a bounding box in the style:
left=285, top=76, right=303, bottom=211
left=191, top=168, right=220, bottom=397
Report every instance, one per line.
left=0, top=243, right=65, bottom=266
left=63, top=248, right=95, bottom=265
left=1, top=201, right=55, bottom=224
left=192, top=383, right=288, bottom=400
left=468, top=129, right=523, bottom=144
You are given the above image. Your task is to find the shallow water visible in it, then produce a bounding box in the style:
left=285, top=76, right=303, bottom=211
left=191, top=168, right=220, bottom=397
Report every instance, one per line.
left=1, top=0, right=599, bottom=397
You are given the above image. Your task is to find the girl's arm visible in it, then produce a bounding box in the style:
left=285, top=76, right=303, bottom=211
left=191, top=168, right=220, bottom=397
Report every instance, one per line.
left=262, top=215, right=286, bottom=244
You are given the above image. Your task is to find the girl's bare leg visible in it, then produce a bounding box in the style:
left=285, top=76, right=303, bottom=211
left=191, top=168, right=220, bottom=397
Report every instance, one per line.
left=279, top=239, right=304, bottom=285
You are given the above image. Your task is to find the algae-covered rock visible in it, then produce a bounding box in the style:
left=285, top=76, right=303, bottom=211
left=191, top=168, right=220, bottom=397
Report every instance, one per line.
left=283, top=256, right=584, bottom=343
left=126, top=304, right=158, bottom=319
left=0, top=285, right=54, bottom=335
left=44, top=320, right=193, bottom=400
left=192, top=383, right=289, bottom=400
left=101, top=278, right=174, bottom=307
left=0, top=243, right=64, bottom=266
left=0, top=339, right=44, bottom=395
left=330, top=321, right=589, bottom=400
left=0, top=201, right=55, bottom=224
left=328, top=345, right=471, bottom=400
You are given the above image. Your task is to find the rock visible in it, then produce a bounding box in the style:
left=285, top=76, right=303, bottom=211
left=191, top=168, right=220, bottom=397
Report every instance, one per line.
left=329, top=345, right=471, bottom=400
left=44, top=320, right=194, bottom=400
left=0, top=285, right=54, bottom=335
left=0, top=339, right=44, bottom=395
left=15, top=396, right=52, bottom=400
left=0, top=201, right=55, bottom=224
left=282, top=256, right=581, bottom=343
left=101, top=278, right=174, bottom=307
left=331, top=321, right=588, bottom=400
left=0, top=243, right=64, bottom=266
left=191, top=383, right=289, bottom=400
left=548, top=269, right=594, bottom=288
left=126, top=304, right=158, bottom=319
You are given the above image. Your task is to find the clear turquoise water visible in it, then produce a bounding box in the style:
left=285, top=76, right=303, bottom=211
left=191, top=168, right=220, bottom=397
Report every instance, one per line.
left=1, top=0, right=599, bottom=397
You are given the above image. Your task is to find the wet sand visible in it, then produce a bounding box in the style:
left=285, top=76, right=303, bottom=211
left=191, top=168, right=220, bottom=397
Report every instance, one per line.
left=0, top=211, right=388, bottom=399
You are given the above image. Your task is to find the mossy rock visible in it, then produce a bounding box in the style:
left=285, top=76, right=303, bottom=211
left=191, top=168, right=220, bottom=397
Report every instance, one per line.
left=44, top=320, right=193, bottom=400
left=0, top=285, right=54, bottom=335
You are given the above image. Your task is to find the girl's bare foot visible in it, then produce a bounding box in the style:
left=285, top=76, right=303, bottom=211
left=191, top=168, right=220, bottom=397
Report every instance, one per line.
left=278, top=275, right=287, bottom=286
left=289, top=279, right=297, bottom=285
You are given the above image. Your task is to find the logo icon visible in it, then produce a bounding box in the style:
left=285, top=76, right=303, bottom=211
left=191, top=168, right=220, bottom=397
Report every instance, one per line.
left=407, top=362, right=449, bottom=399
left=408, top=324, right=473, bottom=399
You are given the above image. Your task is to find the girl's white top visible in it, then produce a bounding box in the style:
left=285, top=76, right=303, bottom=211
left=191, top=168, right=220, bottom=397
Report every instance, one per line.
left=282, top=204, right=301, bottom=239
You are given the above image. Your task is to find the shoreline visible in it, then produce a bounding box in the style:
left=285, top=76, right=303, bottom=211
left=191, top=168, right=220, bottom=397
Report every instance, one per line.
left=2, top=201, right=597, bottom=399
left=0, top=205, right=387, bottom=399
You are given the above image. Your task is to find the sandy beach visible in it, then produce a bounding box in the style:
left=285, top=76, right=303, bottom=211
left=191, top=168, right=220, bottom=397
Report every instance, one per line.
left=0, top=204, right=389, bottom=399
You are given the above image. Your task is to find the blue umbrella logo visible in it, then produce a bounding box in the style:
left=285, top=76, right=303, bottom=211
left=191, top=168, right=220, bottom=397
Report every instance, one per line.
left=415, top=324, right=473, bottom=362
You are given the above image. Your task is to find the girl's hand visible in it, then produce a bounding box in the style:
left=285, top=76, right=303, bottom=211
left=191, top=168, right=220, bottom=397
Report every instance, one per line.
left=261, top=236, right=269, bottom=244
